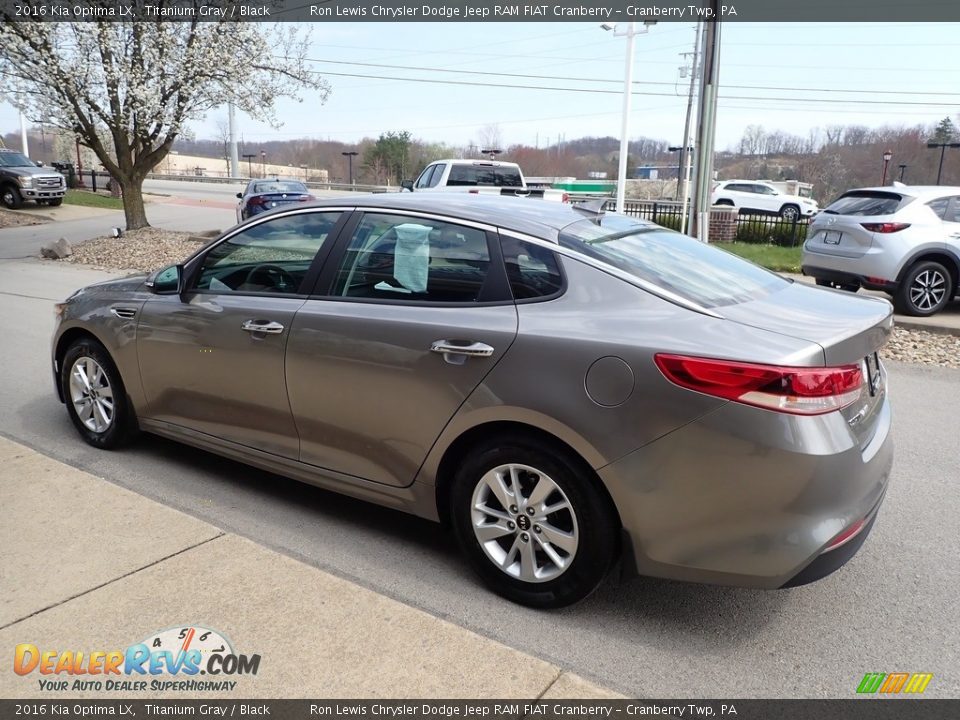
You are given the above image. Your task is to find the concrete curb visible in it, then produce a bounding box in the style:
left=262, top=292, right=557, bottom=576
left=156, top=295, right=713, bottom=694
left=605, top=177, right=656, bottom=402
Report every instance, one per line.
left=0, top=436, right=624, bottom=700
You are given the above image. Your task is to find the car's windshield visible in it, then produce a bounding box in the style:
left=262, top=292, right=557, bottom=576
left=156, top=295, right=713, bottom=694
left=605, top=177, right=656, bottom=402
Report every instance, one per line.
left=823, top=191, right=906, bottom=216
left=559, top=216, right=785, bottom=308
left=251, top=181, right=307, bottom=194
left=0, top=152, right=35, bottom=168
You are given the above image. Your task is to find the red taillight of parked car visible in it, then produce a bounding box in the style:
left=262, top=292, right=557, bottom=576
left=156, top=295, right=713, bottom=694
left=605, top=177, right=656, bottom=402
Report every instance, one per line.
left=654, top=354, right=863, bottom=415
left=299, top=194, right=315, bottom=202
left=247, top=196, right=266, bottom=207
left=861, top=222, right=911, bottom=233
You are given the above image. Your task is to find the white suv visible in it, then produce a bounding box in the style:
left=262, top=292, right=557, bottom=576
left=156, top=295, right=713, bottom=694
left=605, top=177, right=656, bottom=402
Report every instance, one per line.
left=712, top=180, right=819, bottom=221
left=802, top=185, right=960, bottom=316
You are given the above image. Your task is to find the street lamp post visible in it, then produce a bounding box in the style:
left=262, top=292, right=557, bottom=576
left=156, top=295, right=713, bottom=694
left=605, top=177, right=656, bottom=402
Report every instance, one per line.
left=242, top=154, right=255, bottom=178
left=342, top=151, right=359, bottom=186
left=898, top=164, right=907, bottom=183
left=602, top=21, right=655, bottom=214
left=260, top=150, right=266, bottom=178
left=668, top=145, right=693, bottom=200
left=927, top=141, right=960, bottom=185
left=881, top=150, right=893, bottom=185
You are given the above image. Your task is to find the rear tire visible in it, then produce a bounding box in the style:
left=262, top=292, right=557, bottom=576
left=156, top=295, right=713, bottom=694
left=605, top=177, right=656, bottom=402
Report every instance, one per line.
left=449, top=435, right=619, bottom=608
left=894, top=261, right=953, bottom=316
left=61, top=338, right=138, bottom=449
left=1, top=184, right=24, bottom=209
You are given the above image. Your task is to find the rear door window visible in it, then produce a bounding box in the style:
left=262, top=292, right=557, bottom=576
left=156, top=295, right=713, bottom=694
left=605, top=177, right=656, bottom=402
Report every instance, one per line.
left=500, top=236, right=564, bottom=301
left=823, top=191, right=906, bottom=216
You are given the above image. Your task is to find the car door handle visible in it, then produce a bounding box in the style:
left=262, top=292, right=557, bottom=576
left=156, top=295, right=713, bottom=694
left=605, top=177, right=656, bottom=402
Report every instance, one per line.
left=241, top=320, right=285, bottom=335
left=430, top=340, right=495, bottom=358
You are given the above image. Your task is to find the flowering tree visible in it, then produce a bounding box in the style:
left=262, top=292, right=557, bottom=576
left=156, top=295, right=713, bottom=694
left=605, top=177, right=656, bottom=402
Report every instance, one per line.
left=0, top=19, right=328, bottom=229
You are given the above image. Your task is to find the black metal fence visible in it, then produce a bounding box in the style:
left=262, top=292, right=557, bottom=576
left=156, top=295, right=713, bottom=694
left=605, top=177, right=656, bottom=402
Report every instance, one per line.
left=576, top=197, right=811, bottom=246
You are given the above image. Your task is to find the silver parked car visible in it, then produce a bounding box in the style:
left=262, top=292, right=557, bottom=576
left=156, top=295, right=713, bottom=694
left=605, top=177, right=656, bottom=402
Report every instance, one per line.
left=802, top=185, right=960, bottom=316
left=52, top=194, right=894, bottom=607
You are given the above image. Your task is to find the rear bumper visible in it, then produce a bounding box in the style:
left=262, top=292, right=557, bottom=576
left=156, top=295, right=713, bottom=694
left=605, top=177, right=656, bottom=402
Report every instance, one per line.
left=601, top=396, right=894, bottom=589
left=802, top=265, right=897, bottom=292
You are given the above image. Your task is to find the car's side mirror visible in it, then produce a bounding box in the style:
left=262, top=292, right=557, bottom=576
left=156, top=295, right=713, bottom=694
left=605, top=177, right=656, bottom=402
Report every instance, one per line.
left=400, top=179, right=414, bottom=192
left=236, top=192, right=243, bottom=199
left=146, top=264, right=183, bottom=295
left=36, top=161, right=44, bottom=167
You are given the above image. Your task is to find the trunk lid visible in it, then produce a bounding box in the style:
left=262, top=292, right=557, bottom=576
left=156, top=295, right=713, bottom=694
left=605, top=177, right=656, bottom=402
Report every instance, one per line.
left=719, top=281, right=893, bottom=450
left=804, top=190, right=910, bottom=259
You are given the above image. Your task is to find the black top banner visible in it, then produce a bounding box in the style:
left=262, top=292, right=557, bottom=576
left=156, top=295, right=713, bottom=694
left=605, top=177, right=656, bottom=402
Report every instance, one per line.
left=1, top=700, right=959, bottom=720
left=2, top=0, right=960, bottom=22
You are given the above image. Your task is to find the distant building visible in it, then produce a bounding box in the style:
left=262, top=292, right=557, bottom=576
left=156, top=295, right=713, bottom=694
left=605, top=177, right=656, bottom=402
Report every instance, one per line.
left=633, top=165, right=680, bottom=180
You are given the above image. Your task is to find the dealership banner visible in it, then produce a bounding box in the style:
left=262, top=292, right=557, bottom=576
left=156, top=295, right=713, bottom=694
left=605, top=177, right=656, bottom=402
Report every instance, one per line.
left=2, top=0, right=960, bottom=22
left=1, top=700, right=958, bottom=719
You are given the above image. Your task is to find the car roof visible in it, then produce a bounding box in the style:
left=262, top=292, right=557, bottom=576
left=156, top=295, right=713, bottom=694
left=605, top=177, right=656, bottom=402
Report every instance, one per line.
left=298, top=193, right=657, bottom=241
left=839, top=185, right=960, bottom=200
left=431, top=159, right=520, bottom=168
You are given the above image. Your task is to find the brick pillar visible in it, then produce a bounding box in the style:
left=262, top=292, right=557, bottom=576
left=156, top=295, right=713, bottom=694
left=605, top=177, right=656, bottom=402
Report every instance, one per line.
left=709, top=207, right=739, bottom=243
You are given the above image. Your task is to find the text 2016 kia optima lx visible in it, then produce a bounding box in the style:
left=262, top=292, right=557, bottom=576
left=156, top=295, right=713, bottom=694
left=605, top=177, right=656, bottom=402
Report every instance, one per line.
left=52, top=194, right=894, bottom=607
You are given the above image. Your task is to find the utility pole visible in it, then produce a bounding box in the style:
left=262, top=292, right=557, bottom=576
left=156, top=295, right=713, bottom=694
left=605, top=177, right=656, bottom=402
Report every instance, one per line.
left=679, top=22, right=701, bottom=235
left=691, top=10, right=722, bottom=242
left=228, top=102, right=239, bottom=178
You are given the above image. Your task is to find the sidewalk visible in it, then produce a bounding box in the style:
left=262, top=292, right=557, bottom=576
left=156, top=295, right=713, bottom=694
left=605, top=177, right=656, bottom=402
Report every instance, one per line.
left=0, top=436, right=622, bottom=700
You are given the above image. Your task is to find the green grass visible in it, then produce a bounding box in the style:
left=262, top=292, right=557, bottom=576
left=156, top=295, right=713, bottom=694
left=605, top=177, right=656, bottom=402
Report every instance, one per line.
left=719, top=242, right=802, bottom=273
left=64, top=190, right=124, bottom=210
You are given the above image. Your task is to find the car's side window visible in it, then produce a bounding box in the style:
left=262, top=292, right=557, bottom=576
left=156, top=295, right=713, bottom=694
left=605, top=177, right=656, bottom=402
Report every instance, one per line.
left=944, top=197, right=960, bottom=223
left=500, top=236, right=564, bottom=301
left=415, top=165, right=437, bottom=189
left=927, top=197, right=950, bottom=219
left=726, top=183, right=749, bottom=193
left=427, top=163, right=446, bottom=188
left=330, top=213, right=492, bottom=303
left=756, top=185, right=778, bottom=195
left=194, top=212, right=340, bottom=295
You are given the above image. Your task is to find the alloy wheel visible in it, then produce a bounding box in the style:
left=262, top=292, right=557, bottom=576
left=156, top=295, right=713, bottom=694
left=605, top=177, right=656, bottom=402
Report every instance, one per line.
left=909, top=268, right=947, bottom=312
left=69, top=356, right=115, bottom=433
left=470, top=463, right=579, bottom=583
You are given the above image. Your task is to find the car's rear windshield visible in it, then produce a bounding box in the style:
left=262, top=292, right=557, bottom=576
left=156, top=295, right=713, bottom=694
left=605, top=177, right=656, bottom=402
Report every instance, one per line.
left=558, top=216, right=785, bottom=308
left=823, top=191, right=907, bottom=216
left=0, top=152, right=34, bottom=168
left=252, top=181, right=307, bottom=194
left=447, top=165, right=523, bottom=187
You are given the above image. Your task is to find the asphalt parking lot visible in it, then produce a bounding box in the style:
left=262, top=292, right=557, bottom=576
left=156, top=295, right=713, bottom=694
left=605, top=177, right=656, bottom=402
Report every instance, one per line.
left=0, top=258, right=957, bottom=698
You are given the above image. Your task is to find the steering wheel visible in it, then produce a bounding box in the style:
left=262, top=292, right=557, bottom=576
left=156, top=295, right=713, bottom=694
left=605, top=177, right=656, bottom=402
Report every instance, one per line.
left=243, top=264, right=297, bottom=293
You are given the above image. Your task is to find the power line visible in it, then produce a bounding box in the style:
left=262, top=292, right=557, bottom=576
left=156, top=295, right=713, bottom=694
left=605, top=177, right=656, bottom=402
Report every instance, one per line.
left=292, top=56, right=960, bottom=98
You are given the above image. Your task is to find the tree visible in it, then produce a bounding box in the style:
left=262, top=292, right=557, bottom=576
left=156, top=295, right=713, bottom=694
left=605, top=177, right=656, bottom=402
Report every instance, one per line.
left=932, top=117, right=958, bottom=143
left=363, top=131, right=412, bottom=185
left=0, top=16, right=328, bottom=229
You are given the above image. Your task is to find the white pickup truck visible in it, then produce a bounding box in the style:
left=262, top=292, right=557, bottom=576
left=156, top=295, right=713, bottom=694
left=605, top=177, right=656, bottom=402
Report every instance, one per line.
left=401, top=159, right=568, bottom=202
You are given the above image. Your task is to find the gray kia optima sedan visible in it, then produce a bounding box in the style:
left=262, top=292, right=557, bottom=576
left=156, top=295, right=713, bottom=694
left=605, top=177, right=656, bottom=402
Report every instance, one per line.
left=52, top=194, right=894, bottom=607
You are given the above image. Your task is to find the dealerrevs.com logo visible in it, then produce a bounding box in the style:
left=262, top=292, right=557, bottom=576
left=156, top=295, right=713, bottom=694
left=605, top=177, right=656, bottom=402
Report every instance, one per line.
left=13, top=625, right=261, bottom=692
left=856, top=672, right=934, bottom=695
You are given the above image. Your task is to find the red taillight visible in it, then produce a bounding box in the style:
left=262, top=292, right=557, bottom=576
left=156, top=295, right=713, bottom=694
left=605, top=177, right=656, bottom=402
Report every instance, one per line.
left=654, top=354, right=863, bottom=415
left=861, top=222, right=910, bottom=233
left=562, top=192, right=570, bottom=203
left=247, top=196, right=266, bottom=206
left=299, top=194, right=315, bottom=202
left=824, top=517, right=867, bottom=552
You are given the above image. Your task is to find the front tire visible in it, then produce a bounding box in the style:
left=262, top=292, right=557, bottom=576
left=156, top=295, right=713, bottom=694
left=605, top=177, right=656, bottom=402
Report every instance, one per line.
left=894, top=260, right=953, bottom=316
left=1, top=184, right=24, bottom=209
left=779, top=204, right=800, bottom=221
left=61, top=338, right=137, bottom=449
left=449, top=436, right=619, bottom=608
left=48, top=197, right=63, bottom=207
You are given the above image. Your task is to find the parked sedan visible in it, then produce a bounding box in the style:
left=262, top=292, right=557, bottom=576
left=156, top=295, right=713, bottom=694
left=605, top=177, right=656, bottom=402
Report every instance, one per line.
left=236, top=178, right=314, bottom=222
left=802, top=186, right=960, bottom=316
left=52, top=194, right=893, bottom=607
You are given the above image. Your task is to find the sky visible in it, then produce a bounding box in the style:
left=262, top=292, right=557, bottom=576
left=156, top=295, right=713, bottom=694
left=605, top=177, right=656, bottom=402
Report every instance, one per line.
left=2, top=21, right=959, bottom=153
